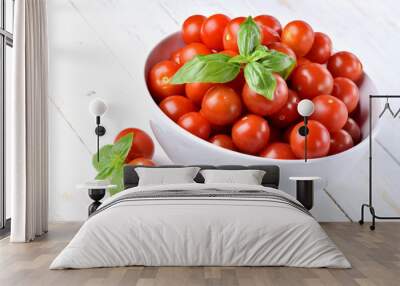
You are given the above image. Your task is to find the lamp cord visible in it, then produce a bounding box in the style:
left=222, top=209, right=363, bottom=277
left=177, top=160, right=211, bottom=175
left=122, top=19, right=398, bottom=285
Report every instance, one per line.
left=97, top=125, right=100, bottom=163
left=304, top=116, right=308, bottom=162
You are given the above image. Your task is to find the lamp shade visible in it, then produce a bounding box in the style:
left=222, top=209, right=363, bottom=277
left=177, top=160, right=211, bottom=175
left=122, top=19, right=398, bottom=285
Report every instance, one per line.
left=89, top=98, right=107, bottom=117
left=297, top=99, right=315, bottom=117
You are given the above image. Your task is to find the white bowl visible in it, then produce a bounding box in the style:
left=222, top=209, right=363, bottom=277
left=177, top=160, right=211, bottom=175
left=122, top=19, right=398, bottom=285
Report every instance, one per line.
left=144, top=32, right=381, bottom=191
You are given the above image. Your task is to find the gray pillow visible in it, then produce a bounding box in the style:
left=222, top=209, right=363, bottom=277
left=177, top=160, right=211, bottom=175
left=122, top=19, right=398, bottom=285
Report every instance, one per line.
left=136, top=167, right=200, bottom=186
left=200, top=169, right=266, bottom=185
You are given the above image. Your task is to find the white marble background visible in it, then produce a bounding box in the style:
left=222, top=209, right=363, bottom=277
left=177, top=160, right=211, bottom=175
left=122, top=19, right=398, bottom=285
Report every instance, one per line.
left=47, top=0, right=400, bottom=222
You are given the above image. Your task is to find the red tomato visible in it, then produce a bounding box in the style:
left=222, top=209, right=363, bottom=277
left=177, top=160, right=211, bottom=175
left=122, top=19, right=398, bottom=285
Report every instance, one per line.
left=290, top=120, right=330, bottom=159
left=209, top=134, right=236, bottom=151
left=296, top=57, right=311, bottom=67
left=332, top=77, right=360, bottom=113
left=270, top=89, right=301, bottom=127
left=159, top=95, right=196, bottom=122
left=179, top=43, right=211, bottom=64
left=178, top=112, right=211, bottom=140
left=242, top=74, right=288, bottom=116
left=128, top=158, right=156, bottom=167
left=232, top=115, right=270, bottom=155
left=114, top=128, right=155, bottom=162
left=254, top=15, right=282, bottom=35
left=281, top=20, right=314, bottom=57
left=310, top=95, right=348, bottom=132
left=201, top=85, right=242, bottom=126
left=305, top=32, right=332, bottom=64
left=200, top=14, right=231, bottom=50
left=290, top=63, right=333, bottom=99
left=170, top=48, right=182, bottom=66
left=148, top=60, right=184, bottom=101
left=259, top=142, right=297, bottom=159
left=267, top=42, right=296, bottom=60
left=327, top=51, right=363, bottom=83
left=182, top=15, right=206, bottom=44
left=257, top=24, right=280, bottom=46
left=219, top=50, right=238, bottom=57
left=223, top=17, right=245, bottom=52
left=329, top=129, right=354, bottom=155
left=185, top=82, right=215, bottom=106
left=343, top=118, right=361, bottom=144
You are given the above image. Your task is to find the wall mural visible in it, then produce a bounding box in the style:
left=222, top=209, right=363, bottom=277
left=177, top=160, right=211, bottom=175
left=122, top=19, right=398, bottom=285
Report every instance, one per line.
left=48, top=0, right=400, bottom=222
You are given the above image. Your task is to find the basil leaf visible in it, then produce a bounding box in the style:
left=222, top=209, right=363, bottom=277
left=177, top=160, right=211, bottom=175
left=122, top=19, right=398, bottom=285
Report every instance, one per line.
left=92, top=144, right=113, bottom=172
left=237, top=16, right=261, bottom=57
left=95, top=165, right=114, bottom=180
left=248, top=45, right=270, bottom=62
left=228, top=55, right=249, bottom=64
left=109, top=167, right=124, bottom=196
left=197, top=53, right=231, bottom=61
left=171, top=54, right=240, bottom=84
left=244, top=62, right=277, bottom=100
left=112, top=133, right=133, bottom=159
left=261, top=50, right=296, bottom=79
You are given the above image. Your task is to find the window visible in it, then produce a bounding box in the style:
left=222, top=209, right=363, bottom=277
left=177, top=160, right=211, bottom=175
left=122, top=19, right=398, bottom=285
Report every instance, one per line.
left=0, top=0, right=14, bottom=234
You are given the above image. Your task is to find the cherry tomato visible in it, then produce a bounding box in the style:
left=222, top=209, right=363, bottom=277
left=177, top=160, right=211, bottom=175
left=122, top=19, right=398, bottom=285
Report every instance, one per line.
left=268, top=42, right=296, bottom=60
left=270, top=89, right=301, bottom=127
left=185, top=82, right=215, bottom=106
left=182, top=15, right=206, bottom=44
left=343, top=118, right=361, bottom=144
left=290, top=63, right=333, bottom=99
left=232, top=115, right=270, bottom=155
left=114, top=128, right=155, bottom=162
left=254, top=15, right=282, bottom=35
left=296, top=57, right=311, bottom=67
left=209, top=134, right=236, bottom=151
left=159, top=95, right=196, bottom=122
left=178, top=112, right=211, bottom=140
left=201, top=14, right=231, bottom=50
left=257, top=24, right=280, bottom=46
left=332, top=77, right=360, bottom=113
left=281, top=20, right=314, bottom=57
left=259, top=142, right=296, bottom=159
left=327, top=51, right=363, bottom=83
left=242, top=74, right=288, bottom=116
left=310, top=95, right=348, bottom=132
left=290, top=120, right=330, bottom=159
left=149, top=60, right=184, bottom=101
left=201, top=85, right=242, bottom=126
left=329, top=129, right=354, bottom=155
left=223, top=17, right=245, bottom=52
left=128, top=158, right=156, bottom=167
left=179, top=43, right=211, bottom=64
left=305, top=32, right=332, bottom=64
left=170, top=48, right=182, bottom=65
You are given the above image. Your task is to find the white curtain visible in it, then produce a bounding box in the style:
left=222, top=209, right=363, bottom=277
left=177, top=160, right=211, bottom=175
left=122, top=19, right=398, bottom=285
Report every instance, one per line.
left=10, top=0, right=48, bottom=242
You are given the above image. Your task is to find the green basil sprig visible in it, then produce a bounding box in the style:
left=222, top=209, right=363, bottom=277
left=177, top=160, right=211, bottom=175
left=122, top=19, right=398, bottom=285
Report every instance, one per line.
left=244, top=62, right=277, bottom=100
left=237, top=16, right=261, bottom=56
left=170, top=54, right=240, bottom=84
left=92, top=133, right=133, bottom=196
left=171, top=16, right=296, bottom=100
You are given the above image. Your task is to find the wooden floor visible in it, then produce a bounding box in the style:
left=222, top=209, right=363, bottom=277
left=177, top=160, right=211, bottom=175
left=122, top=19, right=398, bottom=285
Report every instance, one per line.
left=0, top=222, right=399, bottom=286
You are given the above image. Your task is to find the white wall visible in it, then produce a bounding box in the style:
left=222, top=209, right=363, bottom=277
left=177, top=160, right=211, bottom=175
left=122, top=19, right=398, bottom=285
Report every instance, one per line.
left=47, top=0, right=400, bottom=222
